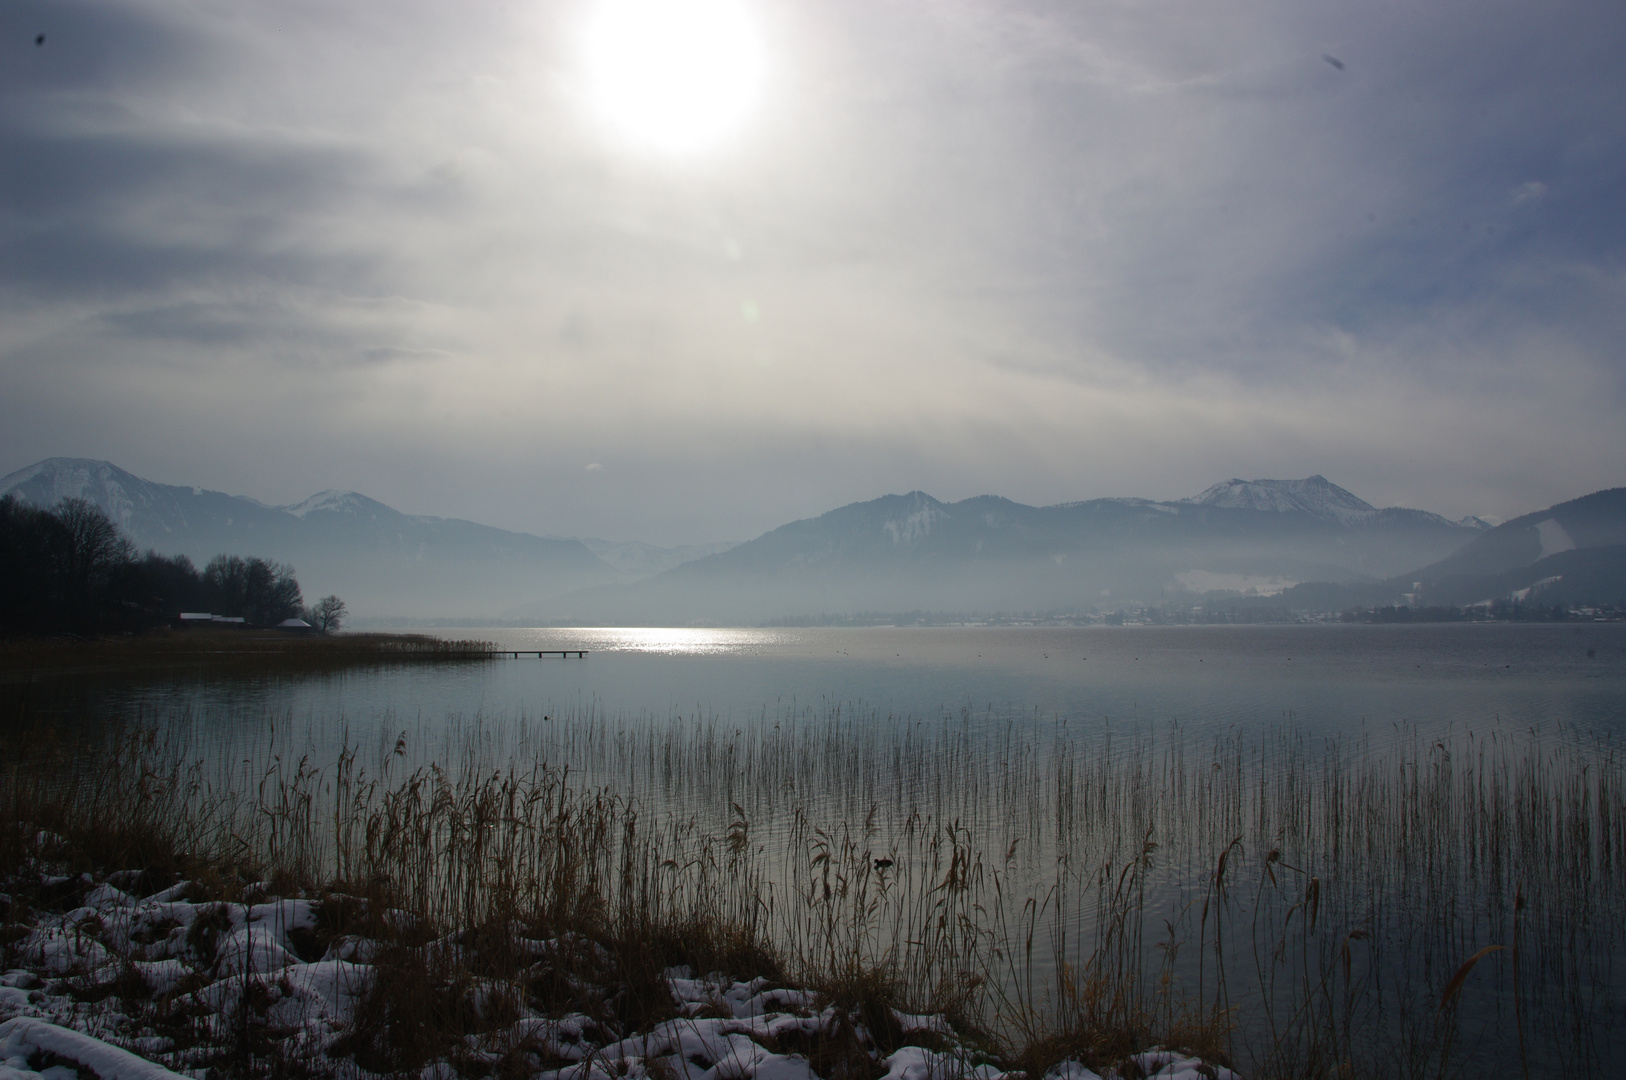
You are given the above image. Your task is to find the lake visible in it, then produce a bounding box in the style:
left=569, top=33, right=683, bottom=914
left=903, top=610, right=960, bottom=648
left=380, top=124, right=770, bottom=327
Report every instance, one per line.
left=49, top=623, right=1626, bottom=759
left=16, top=622, right=1626, bottom=1077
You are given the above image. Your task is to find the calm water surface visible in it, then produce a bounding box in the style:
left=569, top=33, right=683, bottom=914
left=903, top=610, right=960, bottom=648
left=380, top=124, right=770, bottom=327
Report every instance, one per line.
left=62, top=623, right=1626, bottom=758
left=22, top=623, right=1626, bottom=1075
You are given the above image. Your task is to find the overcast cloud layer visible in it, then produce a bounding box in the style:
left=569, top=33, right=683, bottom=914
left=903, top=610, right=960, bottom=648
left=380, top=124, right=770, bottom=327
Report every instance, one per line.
left=3, top=0, right=1624, bottom=543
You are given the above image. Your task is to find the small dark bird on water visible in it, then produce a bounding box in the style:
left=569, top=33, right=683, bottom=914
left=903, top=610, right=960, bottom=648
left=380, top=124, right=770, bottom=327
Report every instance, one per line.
left=36, top=33, right=46, bottom=46
left=1322, top=53, right=1345, bottom=70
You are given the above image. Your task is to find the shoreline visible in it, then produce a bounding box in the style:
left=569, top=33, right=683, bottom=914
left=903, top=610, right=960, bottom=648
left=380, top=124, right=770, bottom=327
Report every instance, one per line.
left=0, top=630, right=500, bottom=682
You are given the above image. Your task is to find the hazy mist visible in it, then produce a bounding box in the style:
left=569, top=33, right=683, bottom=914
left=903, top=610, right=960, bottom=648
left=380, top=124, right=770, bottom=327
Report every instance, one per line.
left=4, top=0, right=1624, bottom=545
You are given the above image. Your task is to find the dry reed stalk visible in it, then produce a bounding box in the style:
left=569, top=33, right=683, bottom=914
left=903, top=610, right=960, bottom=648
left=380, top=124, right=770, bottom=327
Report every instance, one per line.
left=1, top=705, right=1621, bottom=1080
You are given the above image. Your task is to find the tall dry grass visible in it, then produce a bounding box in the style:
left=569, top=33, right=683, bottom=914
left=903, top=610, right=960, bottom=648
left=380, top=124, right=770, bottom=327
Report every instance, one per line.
left=2, top=705, right=1621, bottom=1078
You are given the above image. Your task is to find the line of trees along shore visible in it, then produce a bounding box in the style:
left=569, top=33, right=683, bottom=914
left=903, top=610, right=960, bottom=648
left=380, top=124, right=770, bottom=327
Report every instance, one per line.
left=0, top=495, right=341, bottom=636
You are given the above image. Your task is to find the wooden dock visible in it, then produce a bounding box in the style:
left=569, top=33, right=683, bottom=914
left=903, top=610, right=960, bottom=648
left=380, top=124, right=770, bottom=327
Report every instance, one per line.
left=494, top=650, right=588, bottom=658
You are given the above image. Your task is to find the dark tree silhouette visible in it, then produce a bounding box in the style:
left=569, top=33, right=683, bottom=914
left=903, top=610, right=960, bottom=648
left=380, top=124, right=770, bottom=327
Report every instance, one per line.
left=54, top=498, right=134, bottom=598
left=307, top=595, right=347, bottom=632
left=0, top=495, right=309, bottom=635
left=203, top=555, right=304, bottom=625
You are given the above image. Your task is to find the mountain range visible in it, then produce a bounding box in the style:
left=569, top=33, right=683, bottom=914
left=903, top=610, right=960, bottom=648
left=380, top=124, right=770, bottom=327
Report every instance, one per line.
left=523, top=477, right=1494, bottom=623
left=1279, top=486, right=1626, bottom=612
left=7, top=458, right=1557, bottom=622
left=11, top=457, right=1619, bottom=622
left=0, top=459, right=725, bottom=619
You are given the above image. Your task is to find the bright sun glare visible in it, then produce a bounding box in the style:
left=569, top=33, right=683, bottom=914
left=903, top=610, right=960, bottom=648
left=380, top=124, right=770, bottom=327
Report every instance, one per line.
left=583, top=0, right=766, bottom=156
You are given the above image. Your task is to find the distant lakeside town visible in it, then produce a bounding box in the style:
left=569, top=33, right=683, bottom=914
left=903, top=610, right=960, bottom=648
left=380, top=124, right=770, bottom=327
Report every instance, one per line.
left=760, top=599, right=1626, bottom=628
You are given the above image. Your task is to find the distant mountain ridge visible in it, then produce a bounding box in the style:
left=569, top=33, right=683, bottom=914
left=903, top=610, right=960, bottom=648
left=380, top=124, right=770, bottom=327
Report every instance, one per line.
left=1183, top=475, right=1483, bottom=530
left=1414, top=487, right=1626, bottom=581
left=523, top=482, right=1490, bottom=624
left=5, top=457, right=1535, bottom=623
left=1284, top=487, right=1626, bottom=610
left=1187, top=475, right=1378, bottom=521
left=0, top=459, right=723, bottom=618
left=578, top=538, right=741, bottom=578
left=284, top=491, right=381, bottom=519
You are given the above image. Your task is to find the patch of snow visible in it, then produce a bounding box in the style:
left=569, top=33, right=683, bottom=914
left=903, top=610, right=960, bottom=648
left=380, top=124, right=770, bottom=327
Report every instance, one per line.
left=1174, top=571, right=1298, bottom=597
left=1128, top=1048, right=1240, bottom=1080
left=1512, top=575, right=1565, bottom=602
left=0, top=1017, right=189, bottom=1080
left=884, top=503, right=946, bottom=547
left=0, top=459, right=146, bottom=531
left=0, top=871, right=1243, bottom=1080
left=141, top=881, right=195, bottom=905
left=283, top=490, right=368, bottom=518
left=1534, top=518, right=1575, bottom=560
left=879, top=1045, right=1009, bottom=1080
left=82, top=883, right=132, bottom=910
left=278, top=959, right=372, bottom=1024
left=1042, top=1063, right=1102, bottom=1080
left=1183, top=476, right=1377, bottom=524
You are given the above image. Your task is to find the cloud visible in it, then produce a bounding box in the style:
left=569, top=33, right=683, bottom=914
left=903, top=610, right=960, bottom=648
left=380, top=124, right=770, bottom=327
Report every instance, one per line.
left=1, top=0, right=1623, bottom=541
left=1512, top=181, right=1548, bottom=205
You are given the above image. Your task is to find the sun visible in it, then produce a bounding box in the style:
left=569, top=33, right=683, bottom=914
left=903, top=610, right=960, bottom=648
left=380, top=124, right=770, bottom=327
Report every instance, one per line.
left=582, top=0, right=766, bottom=156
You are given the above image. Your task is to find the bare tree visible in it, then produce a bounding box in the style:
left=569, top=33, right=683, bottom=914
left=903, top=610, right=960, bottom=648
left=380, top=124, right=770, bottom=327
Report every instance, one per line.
left=204, top=554, right=303, bottom=624
left=309, top=595, right=347, bottom=632
left=53, top=498, right=133, bottom=592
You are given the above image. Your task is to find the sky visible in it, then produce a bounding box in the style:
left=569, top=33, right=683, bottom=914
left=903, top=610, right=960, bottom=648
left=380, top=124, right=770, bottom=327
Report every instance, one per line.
left=3, top=0, right=1624, bottom=545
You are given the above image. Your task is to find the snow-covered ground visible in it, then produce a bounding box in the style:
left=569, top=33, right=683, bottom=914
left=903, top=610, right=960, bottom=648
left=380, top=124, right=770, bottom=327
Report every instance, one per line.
left=0, top=848, right=1237, bottom=1080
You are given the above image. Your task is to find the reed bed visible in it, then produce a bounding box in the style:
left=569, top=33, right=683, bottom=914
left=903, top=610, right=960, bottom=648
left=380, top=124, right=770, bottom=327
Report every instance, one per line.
left=3, top=706, right=1622, bottom=1079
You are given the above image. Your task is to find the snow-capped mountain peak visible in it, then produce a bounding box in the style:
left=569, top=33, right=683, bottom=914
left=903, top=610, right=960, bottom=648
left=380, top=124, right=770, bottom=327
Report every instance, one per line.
left=883, top=492, right=947, bottom=546
left=284, top=490, right=362, bottom=518
left=1184, top=475, right=1378, bottom=524
left=0, top=457, right=178, bottom=533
